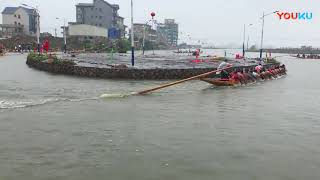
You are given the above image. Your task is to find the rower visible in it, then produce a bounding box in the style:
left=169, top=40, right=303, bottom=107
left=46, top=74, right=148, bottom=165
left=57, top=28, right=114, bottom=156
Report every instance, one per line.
left=255, top=64, right=263, bottom=73
left=245, top=69, right=257, bottom=82
left=230, top=70, right=239, bottom=83
left=280, top=64, right=287, bottom=75
left=217, top=59, right=232, bottom=79
left=268, top=67, right=277, bottom=78
left=237, top=70, right=246, bottom=84
left=241, top=69, right=250, bottom=82
left=252, top=69, right=260, bottom=79
left=264, top=68, right=273, bottom=79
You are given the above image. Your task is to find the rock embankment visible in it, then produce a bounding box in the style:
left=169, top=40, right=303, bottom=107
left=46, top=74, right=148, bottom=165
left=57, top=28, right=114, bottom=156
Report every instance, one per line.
left=26, top=56, right=278, bottom=80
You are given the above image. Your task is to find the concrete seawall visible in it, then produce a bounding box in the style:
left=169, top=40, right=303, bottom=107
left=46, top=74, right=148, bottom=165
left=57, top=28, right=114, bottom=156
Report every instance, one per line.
left=26, top=58, right=278, bottom=80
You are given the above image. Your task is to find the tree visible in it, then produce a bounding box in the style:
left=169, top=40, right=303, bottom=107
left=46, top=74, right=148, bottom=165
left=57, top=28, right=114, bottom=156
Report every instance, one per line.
left=116, top=38, right=130, bottom=53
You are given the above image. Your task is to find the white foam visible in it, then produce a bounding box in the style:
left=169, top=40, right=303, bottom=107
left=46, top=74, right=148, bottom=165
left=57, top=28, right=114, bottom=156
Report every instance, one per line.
left=100, top=94, right=128, bottom=98
left=0, top=98, right=63, bottom=109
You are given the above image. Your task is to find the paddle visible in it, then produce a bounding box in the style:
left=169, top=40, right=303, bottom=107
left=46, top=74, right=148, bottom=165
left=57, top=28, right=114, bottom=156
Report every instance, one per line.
left=100, top=66, right=232, bottom=98
left=137, top=66, right=232, bottom=95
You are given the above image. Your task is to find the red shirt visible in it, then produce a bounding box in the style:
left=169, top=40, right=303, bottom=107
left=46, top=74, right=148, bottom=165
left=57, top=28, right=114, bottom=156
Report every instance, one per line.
left=230, top=72, right=239, bottom=81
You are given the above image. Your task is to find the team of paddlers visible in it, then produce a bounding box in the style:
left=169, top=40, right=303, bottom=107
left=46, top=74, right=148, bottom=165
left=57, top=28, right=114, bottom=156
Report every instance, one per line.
left=218, top=64, right=287, bottom=85
left=296, top=54, right=320, bottom=59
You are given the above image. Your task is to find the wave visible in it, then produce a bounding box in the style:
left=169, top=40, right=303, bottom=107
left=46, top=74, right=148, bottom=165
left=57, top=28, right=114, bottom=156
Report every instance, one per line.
left=0, top=97, right=99, bottom=110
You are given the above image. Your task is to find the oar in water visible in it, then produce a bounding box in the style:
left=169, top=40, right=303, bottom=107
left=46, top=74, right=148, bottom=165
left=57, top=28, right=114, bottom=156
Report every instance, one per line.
left=144, top=65, right=288, bottom=95
left=137, top=67, right=234, bottom=95
left=100, top=66, right=231, bottom=98
left=100, top=66, right=232, bottom=98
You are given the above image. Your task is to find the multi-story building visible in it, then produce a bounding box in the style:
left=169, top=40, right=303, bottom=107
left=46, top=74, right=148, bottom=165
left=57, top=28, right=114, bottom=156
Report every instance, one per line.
left=1, top=6, right=37, bottom=38
left=132, top=23, right=157, bottom=48
left=66, top=23, right=108, bottom=38
left=133, top=23, right=157, bottom=41
left=75, top=0, right=125, bottom=38
left=157, top=19, right=179, bottom=47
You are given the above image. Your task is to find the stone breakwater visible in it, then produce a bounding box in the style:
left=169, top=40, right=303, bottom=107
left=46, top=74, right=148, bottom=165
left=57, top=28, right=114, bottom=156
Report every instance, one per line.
left=26, top=58, right=278, bottom=80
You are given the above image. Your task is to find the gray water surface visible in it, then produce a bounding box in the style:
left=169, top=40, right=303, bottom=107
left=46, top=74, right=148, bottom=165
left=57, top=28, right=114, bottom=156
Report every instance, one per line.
left=0, top=53, right=320, bottom=180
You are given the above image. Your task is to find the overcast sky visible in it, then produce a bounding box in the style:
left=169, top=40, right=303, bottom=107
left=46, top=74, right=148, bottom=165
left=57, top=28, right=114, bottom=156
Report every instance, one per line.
left=1, top=0, right=319, bottom=48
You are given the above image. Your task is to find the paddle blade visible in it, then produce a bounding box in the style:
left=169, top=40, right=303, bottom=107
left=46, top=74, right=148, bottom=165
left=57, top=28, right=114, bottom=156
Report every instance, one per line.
left=100, top=93, right=129, bottom=99
left=99, top=92, right=138, bottom=99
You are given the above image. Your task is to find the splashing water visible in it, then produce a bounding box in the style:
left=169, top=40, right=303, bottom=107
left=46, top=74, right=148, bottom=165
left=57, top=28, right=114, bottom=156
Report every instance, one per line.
left=100, top=92, right=138, bottom=99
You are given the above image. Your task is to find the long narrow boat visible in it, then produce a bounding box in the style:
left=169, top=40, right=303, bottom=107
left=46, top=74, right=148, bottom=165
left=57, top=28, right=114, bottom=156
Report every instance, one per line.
left=200, top=72, right=287, bottom=87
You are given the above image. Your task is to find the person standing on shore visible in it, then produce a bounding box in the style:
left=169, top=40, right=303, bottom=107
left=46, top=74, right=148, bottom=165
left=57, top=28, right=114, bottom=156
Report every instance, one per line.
left=43, top=39, right=50, bottom=54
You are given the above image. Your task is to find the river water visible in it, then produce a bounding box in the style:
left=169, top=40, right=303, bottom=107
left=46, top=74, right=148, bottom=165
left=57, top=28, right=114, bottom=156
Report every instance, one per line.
left=0, top=52, right=320, bottom=180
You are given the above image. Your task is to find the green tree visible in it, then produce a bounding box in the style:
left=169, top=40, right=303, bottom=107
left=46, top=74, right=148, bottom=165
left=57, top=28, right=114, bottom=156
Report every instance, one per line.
left=116, top=38, right=130, bottom=53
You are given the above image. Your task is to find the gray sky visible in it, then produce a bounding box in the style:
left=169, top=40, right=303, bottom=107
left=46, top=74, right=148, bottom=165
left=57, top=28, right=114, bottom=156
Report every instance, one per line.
left=1, top=0, right=319, bottom=47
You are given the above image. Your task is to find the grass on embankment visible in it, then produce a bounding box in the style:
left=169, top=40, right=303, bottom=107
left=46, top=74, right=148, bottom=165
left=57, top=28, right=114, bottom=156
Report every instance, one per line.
left=27, top=53, right=76, bottom=66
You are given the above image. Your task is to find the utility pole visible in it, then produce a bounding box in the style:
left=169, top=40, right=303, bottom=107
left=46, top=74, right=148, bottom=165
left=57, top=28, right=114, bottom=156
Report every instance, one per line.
left=142, top=23, right=146, bottom=55
left=56, top=17, right=67, bottom=53
left=247, top=36, right=250, bottom=50
left=130, top=0, right=135, bottom=66
left=37, top=10, right=40, bottom=54
left=63, top=18, right=67, bottom=53
left=243, top=24, right=246, bottom=58
left=260, top=12, right=265, bottom=60
left=259, top=11, right=279, bottom=60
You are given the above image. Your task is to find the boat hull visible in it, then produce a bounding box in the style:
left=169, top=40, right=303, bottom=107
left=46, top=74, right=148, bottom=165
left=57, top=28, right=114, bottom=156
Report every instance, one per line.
left=200, top=78, right=238, bottom=86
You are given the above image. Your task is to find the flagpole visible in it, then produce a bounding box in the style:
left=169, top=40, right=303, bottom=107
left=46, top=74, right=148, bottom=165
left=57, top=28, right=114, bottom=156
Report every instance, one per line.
left=130, top=0, right=135, bottom=66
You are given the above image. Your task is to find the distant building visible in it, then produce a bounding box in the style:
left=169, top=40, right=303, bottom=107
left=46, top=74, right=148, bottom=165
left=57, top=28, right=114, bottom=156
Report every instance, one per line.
left=75, top=0, right=125, bottom=38
left=131, top=23, right=157, bottom=48
left=157, top=19, right=179, bottom=47
left=62, top=23, right=108, bottom=42
left=1, top=6, right=37, bottom=38
left=178, top=43, right=201, bottom=49
left=301, top=46, right=313, bottom=50
left=133, top=23, right=157, bottom=41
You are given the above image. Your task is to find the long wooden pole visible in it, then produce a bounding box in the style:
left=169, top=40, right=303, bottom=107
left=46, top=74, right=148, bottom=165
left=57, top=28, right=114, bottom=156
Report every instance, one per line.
left=137, top=67, right=232, bottom=95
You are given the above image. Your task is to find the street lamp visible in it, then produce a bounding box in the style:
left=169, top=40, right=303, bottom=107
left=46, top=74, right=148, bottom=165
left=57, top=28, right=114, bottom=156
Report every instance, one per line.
left=259, top=11, right=278, bottom=60
left=56, top=17, right=67, bottom=53
left=246, top=24, right=253, bottom=50
left=242, top=23, right=253, bottom=58
left=22, top=3, right=40, bottom=54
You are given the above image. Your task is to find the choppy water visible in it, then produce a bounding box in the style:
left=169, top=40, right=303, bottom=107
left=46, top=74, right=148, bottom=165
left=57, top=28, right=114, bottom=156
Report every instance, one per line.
left=0, top=52, right=320, bottom=180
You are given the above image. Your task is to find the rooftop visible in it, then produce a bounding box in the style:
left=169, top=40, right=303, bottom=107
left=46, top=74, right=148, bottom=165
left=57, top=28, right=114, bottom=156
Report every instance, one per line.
left=76, top=0, right=120, bottom=10
left=2, top=7, right=18, bottom=14
left=76, top=3, right=94, bottom=7
left=2, top=6, right=35, bottom=15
